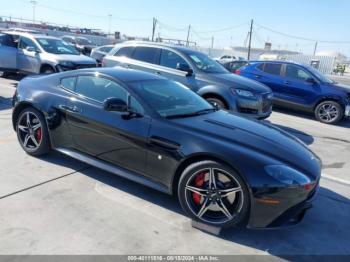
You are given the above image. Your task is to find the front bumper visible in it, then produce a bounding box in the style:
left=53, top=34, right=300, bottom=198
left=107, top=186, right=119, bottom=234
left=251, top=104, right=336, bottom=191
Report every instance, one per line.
left=56, top=63, right=97, bottom=72
left=235, top=92, right=273, bottom=119
left=247, top=180, right=319, bottom=229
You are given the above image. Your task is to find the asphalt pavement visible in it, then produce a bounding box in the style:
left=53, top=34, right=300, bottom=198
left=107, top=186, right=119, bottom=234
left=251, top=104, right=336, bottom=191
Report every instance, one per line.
left=0, top=75, right=349, bottom=256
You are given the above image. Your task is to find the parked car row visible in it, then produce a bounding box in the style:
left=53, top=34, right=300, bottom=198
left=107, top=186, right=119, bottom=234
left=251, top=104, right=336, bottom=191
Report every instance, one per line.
left=1, top=30, right=349, bottom=124
left=102, top=42, right=273, bottom=119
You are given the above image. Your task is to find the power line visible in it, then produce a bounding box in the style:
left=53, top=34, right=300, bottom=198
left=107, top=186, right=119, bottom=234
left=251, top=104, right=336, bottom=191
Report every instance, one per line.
left=194, top=21, right=250, bottom=34
left=256, top=23, right=350, bottom=44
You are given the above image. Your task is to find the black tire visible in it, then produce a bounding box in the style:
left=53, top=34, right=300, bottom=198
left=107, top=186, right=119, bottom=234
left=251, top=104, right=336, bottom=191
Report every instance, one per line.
left=205, top=97, right=227, bottom=110
left=40, top=65, right=55, bottom=74
left=16, top=107, right=51, bottom=156
left=315, top=101, right=343, bottom=124
left=178, top=160, right=249, bottom=228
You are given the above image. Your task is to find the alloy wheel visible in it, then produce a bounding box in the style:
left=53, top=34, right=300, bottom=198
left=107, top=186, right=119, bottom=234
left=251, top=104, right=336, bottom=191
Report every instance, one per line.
left=317, top=103, right=339, bottom=123
left=17, top=112, right=43, bottom=150
left=184, top=168, right=244, bottom=224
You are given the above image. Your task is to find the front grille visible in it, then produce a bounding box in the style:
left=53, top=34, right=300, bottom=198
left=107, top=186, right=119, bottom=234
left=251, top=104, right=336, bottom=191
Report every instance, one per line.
left=239, top=108, right=258, bottom=114
left=75, top=64, right=96, bottom=69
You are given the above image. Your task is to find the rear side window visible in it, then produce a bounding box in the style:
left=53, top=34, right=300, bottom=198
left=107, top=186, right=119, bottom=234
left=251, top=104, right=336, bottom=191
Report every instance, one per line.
left=160, top=49, right=187, bottom=69
left=262, top=63, right=282, bottom=75
left=114, top=46, right=134, bottom=58
left=18, top=37, right=38, bottom=51
left=61, top=77, right=76, bottom=91
left=132, top=46, right=160, bottom=64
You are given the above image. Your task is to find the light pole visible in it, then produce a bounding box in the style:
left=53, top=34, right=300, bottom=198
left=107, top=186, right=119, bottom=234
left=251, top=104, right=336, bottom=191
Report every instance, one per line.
left=108, top=14, right=112, bottom=36
left=30, top=0, right=37, bottom=23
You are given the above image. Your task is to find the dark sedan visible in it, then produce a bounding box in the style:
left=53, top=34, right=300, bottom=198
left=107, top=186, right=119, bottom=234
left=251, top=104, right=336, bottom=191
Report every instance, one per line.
left=12, top=67, right=321, bottom=228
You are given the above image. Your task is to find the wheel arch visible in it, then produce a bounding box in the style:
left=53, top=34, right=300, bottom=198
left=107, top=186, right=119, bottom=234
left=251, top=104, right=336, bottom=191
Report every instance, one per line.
left=12, top=102, right=44, bottom=130
left=313, top=96, right=345, bottom=111
left=40, top=64, right=56, bottom=74
left=201, top=92, right=229, bottom=109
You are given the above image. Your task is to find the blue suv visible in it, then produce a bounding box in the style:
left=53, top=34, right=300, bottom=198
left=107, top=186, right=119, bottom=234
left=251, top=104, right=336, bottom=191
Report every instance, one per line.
left=238, top=61, right=350, bottom=124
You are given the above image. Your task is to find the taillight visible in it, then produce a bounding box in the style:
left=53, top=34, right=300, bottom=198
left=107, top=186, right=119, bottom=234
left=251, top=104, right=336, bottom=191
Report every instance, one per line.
left=235, top=69, right=241, bottom=75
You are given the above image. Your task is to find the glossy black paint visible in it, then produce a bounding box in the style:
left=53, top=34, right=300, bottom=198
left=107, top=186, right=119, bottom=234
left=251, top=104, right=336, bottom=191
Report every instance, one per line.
left=12, top=67, right=322, bottom=228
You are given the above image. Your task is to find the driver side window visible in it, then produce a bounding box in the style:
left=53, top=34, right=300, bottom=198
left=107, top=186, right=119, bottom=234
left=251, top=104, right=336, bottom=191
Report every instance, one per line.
left=75, top=76, right=144, bottom=114
left=160, top=49, right=188, bottom=70
left=19, top=37, right=38, bottom=51
left=285, top=65, right=311, bottom=81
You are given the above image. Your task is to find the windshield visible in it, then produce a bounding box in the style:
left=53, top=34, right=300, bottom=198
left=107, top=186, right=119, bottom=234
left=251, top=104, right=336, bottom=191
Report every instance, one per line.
left=130, top=79, right=214, bottom=118
left=306, top=65, right=333, bottom=83
left=185, top=51, right=229, bottom=74
left=76, top=37, right=92, bottom=45
left=37, top=38, right=80, bottom=55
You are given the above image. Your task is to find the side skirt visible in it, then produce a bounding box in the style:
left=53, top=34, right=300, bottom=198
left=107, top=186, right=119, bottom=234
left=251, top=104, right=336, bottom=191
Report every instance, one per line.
left=55, top=147, right=171, bottom=195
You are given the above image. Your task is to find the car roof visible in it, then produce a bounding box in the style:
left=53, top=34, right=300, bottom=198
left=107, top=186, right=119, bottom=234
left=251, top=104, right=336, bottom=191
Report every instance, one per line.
left=3, top=31, right=60, bottom=40
left=118, top=41, right=201, bottom=54
left=249, top=60, right=304, bottom=66
left=67, top=67, right=165, bottom=83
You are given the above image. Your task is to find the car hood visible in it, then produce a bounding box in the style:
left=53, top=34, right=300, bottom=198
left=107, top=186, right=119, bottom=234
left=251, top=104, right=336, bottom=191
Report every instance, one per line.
left=204, top=73, right=271, bottom=93
left=56, top=54, right=96, bottom=64
left=172, top=110, right=320, bottom=178
left=329, top=82, right=350, bottom=93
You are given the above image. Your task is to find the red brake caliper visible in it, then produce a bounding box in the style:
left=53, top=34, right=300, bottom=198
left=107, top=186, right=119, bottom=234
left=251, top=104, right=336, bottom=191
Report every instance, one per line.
left=192, top=172, right=205, bottom=205
left=36, top=128, right=42, bottom=142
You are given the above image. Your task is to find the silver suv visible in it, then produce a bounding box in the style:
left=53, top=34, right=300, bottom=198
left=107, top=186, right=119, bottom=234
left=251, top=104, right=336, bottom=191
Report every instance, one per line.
left=0, top=32, right=97, bottom=76
left=103, top=42, right=273, bottom=119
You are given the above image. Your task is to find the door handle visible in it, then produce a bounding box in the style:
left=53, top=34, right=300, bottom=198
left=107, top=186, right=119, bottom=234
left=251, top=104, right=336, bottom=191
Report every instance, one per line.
left=255, top=75, right=261, bottom=79
left=284, top=81, right=290, bottom=85
left=155, top=71, right=161, bottom=75
left=150, top=136, right=180, bottom=150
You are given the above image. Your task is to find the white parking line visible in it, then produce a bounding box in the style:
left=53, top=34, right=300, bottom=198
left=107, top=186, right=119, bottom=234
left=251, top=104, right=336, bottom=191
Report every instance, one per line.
left=322, top=173, right=350, bottom=186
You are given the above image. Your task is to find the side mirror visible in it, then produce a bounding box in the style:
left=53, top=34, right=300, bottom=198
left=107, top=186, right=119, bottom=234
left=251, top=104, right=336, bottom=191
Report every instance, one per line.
left=104, top=98, right=128, bottom=112
left=26, top=46, right=37, bottom=52
left=306, top=77, right=316, bottom=84
left=176, top=63, right=193, bottom=76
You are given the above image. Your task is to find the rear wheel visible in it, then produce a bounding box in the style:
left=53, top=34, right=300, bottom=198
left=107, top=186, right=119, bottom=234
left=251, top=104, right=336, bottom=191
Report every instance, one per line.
left=178, top=160, right=249, bottom=228
left=16, top=107, right=51, bottom=156
left=315, top=101, right=343, bottom=124
left=205, top=97, right=227, bottom=110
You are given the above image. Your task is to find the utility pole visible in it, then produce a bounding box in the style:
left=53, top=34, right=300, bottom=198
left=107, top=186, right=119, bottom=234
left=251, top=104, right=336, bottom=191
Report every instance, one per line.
left=108, top=14, right=112, bottom=36
left=247, top=19, right=253, bottom=60
left=313, top=41, right=318, bottom=56
left=30, top=0, right=37, bottom=23
left=211, top=36, right=214, bottom=49
left=151, top=18, right=157, bottom=41
left=186, top=25, right=191, bottom=47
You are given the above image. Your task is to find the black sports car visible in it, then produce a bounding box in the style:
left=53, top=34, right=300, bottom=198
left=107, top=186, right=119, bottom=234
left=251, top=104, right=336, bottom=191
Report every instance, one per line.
left=12, top=67, right=321, bottom=228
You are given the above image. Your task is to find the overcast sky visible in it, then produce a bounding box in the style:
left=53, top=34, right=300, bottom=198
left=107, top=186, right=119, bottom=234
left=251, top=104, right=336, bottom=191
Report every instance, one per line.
left=1, top=0, right=350, bottom=56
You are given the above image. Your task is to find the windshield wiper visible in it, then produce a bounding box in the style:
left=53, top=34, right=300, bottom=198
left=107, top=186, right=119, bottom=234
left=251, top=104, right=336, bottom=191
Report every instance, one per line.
left=166, top=108, right=216, bottom=119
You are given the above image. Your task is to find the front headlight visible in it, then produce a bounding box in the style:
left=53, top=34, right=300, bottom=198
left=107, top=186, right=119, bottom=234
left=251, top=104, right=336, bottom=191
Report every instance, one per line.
left=59, top=61, right=75, bottom=68
left=232, top=88, right=255, bottom=98
left=265, top=165, right=311, bottom=186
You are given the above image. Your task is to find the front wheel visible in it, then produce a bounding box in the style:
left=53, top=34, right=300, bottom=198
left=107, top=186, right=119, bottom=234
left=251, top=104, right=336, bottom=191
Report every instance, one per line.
left=315, top=101, right=343, bottom=124
left=178, top=160, right=249, bottom=228
left=205, top=97, right=227, bottom=110
left=16, top=107, right=51, bottom=156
